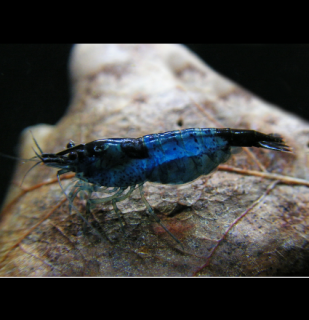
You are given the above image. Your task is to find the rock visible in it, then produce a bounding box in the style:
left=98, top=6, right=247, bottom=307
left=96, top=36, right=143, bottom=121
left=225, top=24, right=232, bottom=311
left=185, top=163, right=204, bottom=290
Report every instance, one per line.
left=1, top=44, right=308, bottom=276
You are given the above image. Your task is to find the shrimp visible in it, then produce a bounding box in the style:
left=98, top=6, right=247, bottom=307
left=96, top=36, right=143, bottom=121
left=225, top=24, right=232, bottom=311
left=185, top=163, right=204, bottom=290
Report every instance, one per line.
left=32, top=128, right=291, bottom=247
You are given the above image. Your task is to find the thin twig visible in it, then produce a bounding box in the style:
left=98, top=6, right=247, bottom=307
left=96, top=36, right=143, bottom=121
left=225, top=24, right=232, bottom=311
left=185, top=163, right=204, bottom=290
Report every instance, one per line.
left=0, top=198, right=66, bottom=266
left=193, top=180, right=279, bottom=276
left=218, top=165, right=309, bottom=186
left=0, top=173, right=74, bottom=220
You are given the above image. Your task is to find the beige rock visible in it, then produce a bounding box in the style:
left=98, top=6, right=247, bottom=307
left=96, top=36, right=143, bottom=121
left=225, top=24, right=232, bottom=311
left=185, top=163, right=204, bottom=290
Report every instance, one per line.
left=0, top=44, right=309, bottom=276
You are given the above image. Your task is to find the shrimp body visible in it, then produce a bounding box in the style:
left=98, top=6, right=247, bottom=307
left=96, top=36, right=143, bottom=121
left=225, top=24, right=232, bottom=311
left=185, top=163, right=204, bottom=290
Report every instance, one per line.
left=43, top=128, right=290, bottom=188
left=142, top=128, right=231, bottom=185
left=71, top=128, right=231, bottom=187
left=37, top=128, right=291, bottom=246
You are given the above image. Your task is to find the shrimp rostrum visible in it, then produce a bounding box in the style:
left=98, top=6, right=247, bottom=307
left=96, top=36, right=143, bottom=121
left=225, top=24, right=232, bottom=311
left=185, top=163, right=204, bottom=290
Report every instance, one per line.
left=34, top=128, right=291, bottom=246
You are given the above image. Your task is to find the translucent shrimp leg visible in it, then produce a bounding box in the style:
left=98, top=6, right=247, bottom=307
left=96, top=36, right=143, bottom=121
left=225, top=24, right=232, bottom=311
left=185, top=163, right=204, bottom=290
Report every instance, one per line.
left=111, top=185, right=137, bottom=232
left=68, top=183, right=116, bottom=208
left=86, top=188, right=124, bottom=219
left=138, top=184, right=184, bottom=249
left=57, top=171, right=105, bottom=242
left=85, top=187, right=136, bottom=232
left=68, top=181, right=91, bottom=206
left=67, top=182, right=107, bottom=215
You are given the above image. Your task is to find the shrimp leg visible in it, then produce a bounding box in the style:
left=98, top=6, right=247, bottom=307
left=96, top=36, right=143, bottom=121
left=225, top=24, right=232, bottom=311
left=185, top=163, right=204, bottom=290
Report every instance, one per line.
left=111, top=185, right=137, bottom=233
left=138, top=184, right=184, bottom=249
left=86, top=187, right=137, bottom=232
left=68, top=183, right=117, bottom=209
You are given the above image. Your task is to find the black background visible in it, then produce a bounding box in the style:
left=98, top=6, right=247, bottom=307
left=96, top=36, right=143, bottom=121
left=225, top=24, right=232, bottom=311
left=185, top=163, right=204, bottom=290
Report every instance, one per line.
left=1, top=44, right=309, bottom=208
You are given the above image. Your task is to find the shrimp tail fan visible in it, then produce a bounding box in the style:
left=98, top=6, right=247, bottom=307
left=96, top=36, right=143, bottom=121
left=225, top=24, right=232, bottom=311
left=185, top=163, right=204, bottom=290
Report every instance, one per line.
left=258, top=133, right=292, bottom=152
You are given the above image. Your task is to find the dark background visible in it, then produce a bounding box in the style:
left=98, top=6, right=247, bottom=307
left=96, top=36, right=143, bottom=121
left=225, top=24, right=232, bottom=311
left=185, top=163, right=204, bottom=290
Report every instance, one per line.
left=1, top=44, right=309, bottom=208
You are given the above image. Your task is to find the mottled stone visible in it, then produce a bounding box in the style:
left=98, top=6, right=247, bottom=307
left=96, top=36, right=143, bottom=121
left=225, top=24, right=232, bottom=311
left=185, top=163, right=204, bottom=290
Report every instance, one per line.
left=1, top=44, right=309, bottom=276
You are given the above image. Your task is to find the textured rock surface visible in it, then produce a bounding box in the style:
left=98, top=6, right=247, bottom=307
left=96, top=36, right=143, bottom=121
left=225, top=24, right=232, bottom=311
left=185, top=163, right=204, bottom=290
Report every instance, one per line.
left=1, top=44, right=309, bottom=276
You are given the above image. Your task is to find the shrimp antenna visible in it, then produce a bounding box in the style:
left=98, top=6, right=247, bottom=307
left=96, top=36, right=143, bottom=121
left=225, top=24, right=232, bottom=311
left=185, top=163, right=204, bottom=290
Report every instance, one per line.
left=0, top=132, right=45, bottom=162
left=0, top=152, right=40, bottom=163
left=30, top=130, right=44, bottom=155
left=32, top=147, right=43, bottom=162
left=56, top=171, right=105, bottom=242
left=20, top=161, right=42, bottom=187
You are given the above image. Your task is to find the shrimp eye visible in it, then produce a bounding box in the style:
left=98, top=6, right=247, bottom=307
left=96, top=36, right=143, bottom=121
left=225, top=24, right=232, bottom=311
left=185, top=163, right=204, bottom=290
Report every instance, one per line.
left=94, top=145, right=103, bottom=152
left=67, top=141, right=75, bottom=149
left=68, top=152, right=77, bottom=160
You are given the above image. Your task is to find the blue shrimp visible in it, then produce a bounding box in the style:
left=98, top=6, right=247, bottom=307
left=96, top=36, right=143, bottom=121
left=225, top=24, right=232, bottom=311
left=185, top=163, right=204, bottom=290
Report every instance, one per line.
left=33, top=128, right=291, bottom=247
